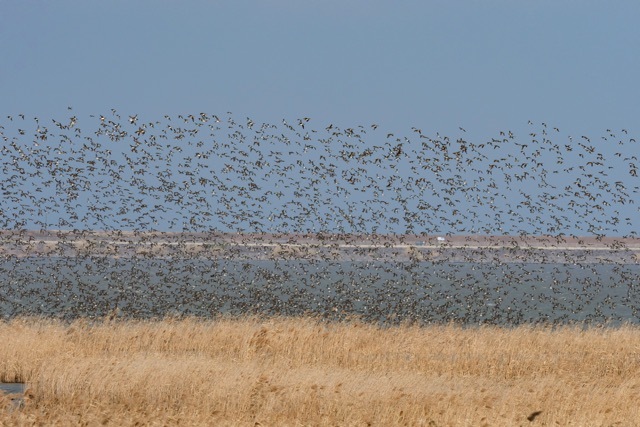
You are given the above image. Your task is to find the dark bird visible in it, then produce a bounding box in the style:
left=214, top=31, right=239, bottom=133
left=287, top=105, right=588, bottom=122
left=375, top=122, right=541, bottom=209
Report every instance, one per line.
left=527, top=410, right=542, bottom=422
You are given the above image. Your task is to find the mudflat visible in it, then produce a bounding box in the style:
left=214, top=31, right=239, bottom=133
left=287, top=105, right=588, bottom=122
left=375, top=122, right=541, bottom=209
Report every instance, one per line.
left=2, top=230, right=639, bottom=260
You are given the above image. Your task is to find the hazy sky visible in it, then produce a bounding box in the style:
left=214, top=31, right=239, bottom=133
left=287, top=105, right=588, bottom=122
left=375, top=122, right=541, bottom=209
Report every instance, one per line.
left=2, top=1, right=639, bottom=235
left=3, top=0, right=639, bottom=137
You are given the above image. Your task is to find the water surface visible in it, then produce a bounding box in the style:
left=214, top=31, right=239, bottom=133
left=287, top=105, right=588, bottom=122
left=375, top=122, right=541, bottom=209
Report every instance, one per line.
left=1, top=257, right=638, bottom=325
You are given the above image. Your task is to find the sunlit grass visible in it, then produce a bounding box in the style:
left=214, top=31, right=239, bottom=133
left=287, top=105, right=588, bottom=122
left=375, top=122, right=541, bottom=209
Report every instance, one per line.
left=0, top=316, right=638, bottom=426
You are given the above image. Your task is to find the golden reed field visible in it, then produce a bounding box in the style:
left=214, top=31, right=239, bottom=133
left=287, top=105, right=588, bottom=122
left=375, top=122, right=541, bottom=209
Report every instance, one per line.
left=0, top=316, right=639, bottom=426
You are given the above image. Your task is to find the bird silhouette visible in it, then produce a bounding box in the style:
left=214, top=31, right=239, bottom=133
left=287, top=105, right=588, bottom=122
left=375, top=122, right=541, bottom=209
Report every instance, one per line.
left=527, top=410, right=543, bottom=422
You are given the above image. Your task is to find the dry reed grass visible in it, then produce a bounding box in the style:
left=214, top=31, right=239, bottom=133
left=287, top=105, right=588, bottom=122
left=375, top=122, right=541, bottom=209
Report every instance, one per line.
left=0, top=316, right=638, bottom=426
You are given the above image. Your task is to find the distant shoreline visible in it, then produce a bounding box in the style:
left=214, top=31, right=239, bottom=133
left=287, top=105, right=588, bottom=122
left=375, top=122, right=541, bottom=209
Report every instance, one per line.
left=2, top=229, right=640, bottom=248
left=1, top=230, right=639, bottom=263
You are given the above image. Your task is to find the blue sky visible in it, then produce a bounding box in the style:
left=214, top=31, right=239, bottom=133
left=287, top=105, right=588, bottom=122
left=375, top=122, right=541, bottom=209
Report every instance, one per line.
left=1, top=1, right=639, bottom=236
left=3, top=0, right=639, bottom=135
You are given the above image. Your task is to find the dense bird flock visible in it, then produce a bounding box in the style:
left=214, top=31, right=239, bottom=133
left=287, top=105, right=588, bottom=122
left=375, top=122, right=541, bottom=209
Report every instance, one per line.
left=0, top=111, right=639, bottom=324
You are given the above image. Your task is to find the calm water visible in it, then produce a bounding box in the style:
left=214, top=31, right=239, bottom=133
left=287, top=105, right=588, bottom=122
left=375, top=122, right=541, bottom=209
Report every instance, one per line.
left=1, top=257, right=639, bottom=325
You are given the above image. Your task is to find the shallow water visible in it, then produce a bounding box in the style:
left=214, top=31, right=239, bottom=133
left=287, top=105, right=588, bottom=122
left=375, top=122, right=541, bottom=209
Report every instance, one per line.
left=0, top=383, right=24, bottom=395
left=1, top=257, right=639, bottom=325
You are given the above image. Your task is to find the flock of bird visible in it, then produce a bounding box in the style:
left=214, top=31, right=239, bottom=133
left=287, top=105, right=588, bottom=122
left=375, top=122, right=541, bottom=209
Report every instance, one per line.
left=2, top=256, right=638, bottom=325
left=0, top=110, right=639, bottom=324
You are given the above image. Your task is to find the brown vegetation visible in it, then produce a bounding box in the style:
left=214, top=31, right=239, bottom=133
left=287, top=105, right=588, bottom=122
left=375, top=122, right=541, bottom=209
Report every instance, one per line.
left=0, top=316, right=639, bottom=425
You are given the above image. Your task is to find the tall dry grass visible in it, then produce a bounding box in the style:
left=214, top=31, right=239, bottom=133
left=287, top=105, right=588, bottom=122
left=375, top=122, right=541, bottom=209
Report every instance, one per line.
left=0, top=316, right=639, bottom=426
